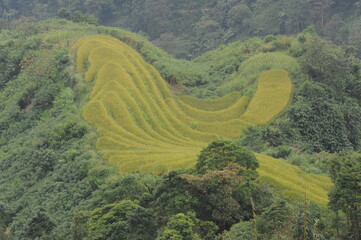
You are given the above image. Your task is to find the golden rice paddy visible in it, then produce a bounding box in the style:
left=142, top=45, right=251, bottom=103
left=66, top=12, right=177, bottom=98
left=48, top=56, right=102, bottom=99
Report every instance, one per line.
left=72, top=35, right=332, bottom=206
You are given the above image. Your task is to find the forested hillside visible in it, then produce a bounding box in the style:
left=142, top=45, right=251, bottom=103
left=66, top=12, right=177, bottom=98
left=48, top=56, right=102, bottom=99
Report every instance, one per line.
left=0, top=2, right=360, bottom=240
left=1, top=0, right=361, bottom=58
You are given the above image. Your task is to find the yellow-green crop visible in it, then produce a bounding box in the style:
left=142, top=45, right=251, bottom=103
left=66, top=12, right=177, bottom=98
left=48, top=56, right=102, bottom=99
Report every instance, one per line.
left=73, top=35, right=332, bottom=205
left=178, top=92, right=243, bottom=111
left=240, top=70, right=292, bottom=125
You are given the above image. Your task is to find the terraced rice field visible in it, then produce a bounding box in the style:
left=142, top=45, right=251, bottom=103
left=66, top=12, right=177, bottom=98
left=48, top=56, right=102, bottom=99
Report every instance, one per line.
left=220, top=52, right=300, bottom=94
left=72, top=35, right=332, bottom=205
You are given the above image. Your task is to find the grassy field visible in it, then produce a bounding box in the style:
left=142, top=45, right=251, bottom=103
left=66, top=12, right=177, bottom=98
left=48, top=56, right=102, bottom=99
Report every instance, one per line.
left=73, top=35, right=332, bottom=205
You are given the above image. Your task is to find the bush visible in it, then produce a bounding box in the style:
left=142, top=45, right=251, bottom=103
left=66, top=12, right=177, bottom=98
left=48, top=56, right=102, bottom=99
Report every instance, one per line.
left=265, top=145, right=292, bottom=159
left=196, top=140, right=258, bottom=174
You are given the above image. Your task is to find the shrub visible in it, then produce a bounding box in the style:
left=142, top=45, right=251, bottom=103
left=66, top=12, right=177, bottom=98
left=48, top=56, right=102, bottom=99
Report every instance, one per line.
left=196, top=140, right=258, bottom=175
left=265, top=145, right=292, bottom=159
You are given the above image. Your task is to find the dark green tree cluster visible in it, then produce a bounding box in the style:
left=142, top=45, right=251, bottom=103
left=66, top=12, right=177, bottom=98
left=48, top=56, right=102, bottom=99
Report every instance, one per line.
left=67, top=140, right=261, bottom=239
left=72, top=200, right=157, bottom=240
left=58, top=8, right=97, bottom=25
left=287, top=33, right=361, bottom=153
left=234, top=31, right=361, bottom=154
left=328, top=152, right=361, bottom=240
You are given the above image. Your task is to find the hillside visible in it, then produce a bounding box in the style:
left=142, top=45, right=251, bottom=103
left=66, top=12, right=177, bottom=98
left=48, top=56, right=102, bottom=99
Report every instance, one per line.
left=1, top=0, right=361, bottom=58
left=73, top=35, right=331, bottom=206
left=0, top=19, right=360, bottom=239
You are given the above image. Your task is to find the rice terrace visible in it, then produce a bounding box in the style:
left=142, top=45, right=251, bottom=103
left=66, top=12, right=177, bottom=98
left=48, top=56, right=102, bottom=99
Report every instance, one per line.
left=2, top=3, right=361, bottom=238
left=72, top=35, right=332, bottom=206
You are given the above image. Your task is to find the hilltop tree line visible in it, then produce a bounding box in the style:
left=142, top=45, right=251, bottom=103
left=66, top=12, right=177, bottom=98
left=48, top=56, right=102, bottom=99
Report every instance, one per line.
left=1, top=0, right=361, bottom=58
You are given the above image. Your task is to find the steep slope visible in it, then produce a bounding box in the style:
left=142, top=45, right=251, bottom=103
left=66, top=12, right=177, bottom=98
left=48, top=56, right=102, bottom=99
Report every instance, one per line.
left=73, top=35, right=331, bottom=206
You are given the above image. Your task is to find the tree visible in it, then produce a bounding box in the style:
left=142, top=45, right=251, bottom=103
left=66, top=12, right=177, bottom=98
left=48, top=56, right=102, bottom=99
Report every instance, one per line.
left=220, top=221, right=254, bottom=240
left=0, top=18, right=6, bottom=30
left=227, top=4, right=251, bottom=28
left=152, top=171, right=200, bottom=221
left=84, top=0, right=104, bottom=17
left=92, top=173, right=158, bottom=205
left=328, top=152, right=361, bottom=240
left=300, top=35, right=347, bottom=87
left=157, top=213, right=194, bottom=240
left=75, top=10, right=98, bottom=24
left=279, top=0, right=312, bottom=34
left=0, top=202, right=11, bottom=240
left=195, top=139, right=258, bottom=177
left=72, top=200, right=157, bottom=240
left=2, top=8, right=18, bottom=21
left=58, top=8, right=72, bottom=20
left=127, top=207, right=158, bottom=240
left=311, top=0, right=334, bottom=28
left=323, top=14, right=349, bottom=44
left=288, top=81, right=352, bottom=152
left=179, top=141, right=260, bottom=231
left=182, top=163, right=245, bottom=230
left=23, top=209, right=55, bottom=240
left=256, top=199, right=290, bottom=237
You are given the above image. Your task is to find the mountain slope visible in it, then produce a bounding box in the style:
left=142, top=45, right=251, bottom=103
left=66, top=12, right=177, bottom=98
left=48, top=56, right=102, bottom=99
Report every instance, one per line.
left=73, top=35, right=331, bottom=206
left=2, top=19, right=359, bottom=238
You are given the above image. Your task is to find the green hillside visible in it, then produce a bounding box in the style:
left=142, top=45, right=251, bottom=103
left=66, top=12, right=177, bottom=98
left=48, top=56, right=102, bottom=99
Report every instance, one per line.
left=0, top=19, right=360, bottom=239
left=72, top=35, right=331, bottom=207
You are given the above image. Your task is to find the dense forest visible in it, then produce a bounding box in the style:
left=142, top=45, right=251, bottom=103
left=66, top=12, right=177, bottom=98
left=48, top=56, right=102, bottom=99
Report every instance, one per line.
left=1, top=0, right=361, bottom=58
left=0, top=1, right=360, bottom=240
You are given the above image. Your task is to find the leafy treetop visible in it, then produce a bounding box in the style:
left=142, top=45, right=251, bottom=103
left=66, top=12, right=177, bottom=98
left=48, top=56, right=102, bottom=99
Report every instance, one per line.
left=196, top=140, right=259, bottom=176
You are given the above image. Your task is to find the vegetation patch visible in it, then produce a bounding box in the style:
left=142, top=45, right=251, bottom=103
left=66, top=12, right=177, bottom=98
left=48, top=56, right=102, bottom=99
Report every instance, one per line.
left=220, top=52, right=300, bottom=95
left=74, top=35, right=331, bottom=205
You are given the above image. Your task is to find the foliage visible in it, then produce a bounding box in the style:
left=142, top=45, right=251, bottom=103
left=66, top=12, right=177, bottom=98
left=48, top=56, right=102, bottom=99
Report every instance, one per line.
left=72, top=200, right=157, bottom=240
left=157, top=213, right=195, bottom=240
left=290, top=200, right=328, bottom=240
left=288, top=81, right=355, bottom=152
left=2, top=0, right=361, bottom=60
left=256, top=199, right=291, bottom=239
left=195, top=140, right=258, bottom=176
left=264, top=145, right=293, bottom=159
left=220, top=221, right=254, bottom=240
left=300, top=35, right=351, bottom=88
left=182, top=163, right=249, bottom=231
left=59, top=8, right=98, bottom=25
left=284, top=152, right=331, bottom=175
left=151, top=170, right=199, bottom=219
left=221, top=198, right=334, bottom=240
left=0, top=15, right=358, bottom=240
left=328, top=152, right=361, bottom=240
